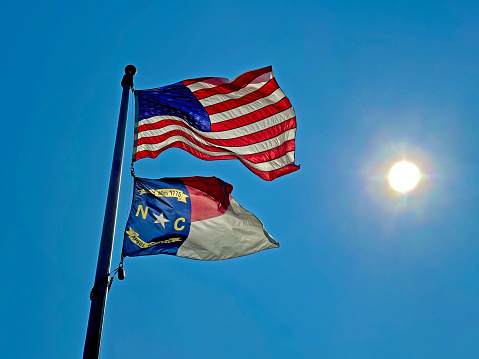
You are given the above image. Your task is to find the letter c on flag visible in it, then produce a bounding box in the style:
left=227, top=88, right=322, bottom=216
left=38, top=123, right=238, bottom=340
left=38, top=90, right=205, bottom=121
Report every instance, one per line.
left=174, top=217, right=185, bottom=231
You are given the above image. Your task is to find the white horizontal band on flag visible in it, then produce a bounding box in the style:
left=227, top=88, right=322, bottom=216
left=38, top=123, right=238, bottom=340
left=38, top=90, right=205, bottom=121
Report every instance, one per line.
left=209, top=88, right=286, bottom=124
left=186, top=77, right=229, bottom=92
left=136, top=135, right=296, bottom=171
left=137, top=107, right=295, bottom=140
left=193, top=72, right=273, bottom=107
left=137, top=127, right=296, bottom=156
left=177, top=198, right=277, bottom=261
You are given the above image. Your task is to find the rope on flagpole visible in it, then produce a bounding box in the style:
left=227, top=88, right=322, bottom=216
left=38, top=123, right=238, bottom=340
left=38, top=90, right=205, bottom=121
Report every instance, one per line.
left=130, top=84, right=137, bottom=178
left=89, top=264, right=122, bottom=300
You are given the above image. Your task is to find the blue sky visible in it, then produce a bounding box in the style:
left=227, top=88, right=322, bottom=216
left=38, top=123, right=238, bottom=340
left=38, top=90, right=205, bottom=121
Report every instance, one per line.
left=2, top=1, right=479, bottom=358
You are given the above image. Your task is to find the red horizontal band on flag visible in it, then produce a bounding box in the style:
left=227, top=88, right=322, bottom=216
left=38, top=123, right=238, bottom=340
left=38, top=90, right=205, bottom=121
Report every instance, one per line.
left=204, top=79, right=279, bottom=116
left=211, top=97, right=293, bottom=132
left=241, top=139, right=296, bottom=163
left=182, top=77, right=211, bottom=86
left=186, top=185, right=229, bottom=222
left=189, top=66, right=272, bottom=100
left=258, top=163, right=300, bottom=181
left=135, top=141, right=299, bottom=181
left=137, top=117, right=296, bottom=148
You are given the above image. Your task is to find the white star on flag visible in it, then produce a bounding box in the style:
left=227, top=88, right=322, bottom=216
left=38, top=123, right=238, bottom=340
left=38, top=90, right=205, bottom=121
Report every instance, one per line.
left=153, top=212, right=169, bottom=228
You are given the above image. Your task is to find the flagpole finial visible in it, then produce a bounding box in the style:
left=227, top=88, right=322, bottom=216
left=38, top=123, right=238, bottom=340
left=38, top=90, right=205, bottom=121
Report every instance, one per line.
left=125, top=64, right=137, bottom=75
left=121, top=65, right=136, bottom=88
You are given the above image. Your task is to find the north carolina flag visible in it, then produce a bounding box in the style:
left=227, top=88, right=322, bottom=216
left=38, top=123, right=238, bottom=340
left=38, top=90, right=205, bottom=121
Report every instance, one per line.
left=122, top=176, right=279, bottom=260
left=133, top=66, right=299, bottom=181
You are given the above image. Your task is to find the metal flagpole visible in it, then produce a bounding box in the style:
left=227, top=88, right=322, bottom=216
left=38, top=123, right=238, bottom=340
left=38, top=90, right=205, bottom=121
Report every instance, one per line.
left=83, top=65, right=136, bottom=359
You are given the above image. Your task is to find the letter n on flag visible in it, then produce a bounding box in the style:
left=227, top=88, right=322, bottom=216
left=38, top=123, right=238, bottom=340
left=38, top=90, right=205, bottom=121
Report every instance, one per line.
left=133, top=66, right=299, bottom=181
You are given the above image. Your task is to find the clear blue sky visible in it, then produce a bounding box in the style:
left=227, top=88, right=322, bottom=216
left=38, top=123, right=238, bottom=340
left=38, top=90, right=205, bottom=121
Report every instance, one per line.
left=2, top=1, right=479, bottom=358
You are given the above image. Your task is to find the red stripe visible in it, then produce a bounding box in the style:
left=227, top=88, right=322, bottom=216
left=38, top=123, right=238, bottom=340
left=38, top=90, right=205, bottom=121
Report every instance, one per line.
left=135, top=141, right=299, bottom=181
left=182, top=77, right=211, bottom=86
left=242, top=160, right=299, bottom=181
left=204, top=79, right=279, bottom=115
left=190, top=66, right=272, bottom=100
left=211, top=97, right=293, bottom=132
left=257, top=163, right=300, bottom=181
left=137, top=117, right=296, bottom=148
left=241, top=139, right=296, bottom=163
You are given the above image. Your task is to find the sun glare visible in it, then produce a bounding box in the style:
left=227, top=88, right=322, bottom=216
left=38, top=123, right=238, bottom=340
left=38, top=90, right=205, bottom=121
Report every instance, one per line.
left=388, top=161, right=420, bottom=193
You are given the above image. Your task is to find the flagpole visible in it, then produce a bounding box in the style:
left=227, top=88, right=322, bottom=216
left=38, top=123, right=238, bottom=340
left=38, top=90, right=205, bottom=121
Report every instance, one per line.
left=83, top=65, right=136, bottom=359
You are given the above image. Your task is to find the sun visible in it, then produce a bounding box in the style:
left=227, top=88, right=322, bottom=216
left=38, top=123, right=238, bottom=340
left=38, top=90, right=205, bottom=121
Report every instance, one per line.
left=388, top=161, right=420, bottom=193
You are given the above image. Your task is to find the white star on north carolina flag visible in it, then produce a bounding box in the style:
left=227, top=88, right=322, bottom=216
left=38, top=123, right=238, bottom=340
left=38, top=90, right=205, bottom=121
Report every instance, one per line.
left=153, top=212, right=170, bottom=228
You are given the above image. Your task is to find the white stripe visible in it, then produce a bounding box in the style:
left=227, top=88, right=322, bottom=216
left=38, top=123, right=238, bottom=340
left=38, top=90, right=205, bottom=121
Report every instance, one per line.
left=176, top=198, right=278, bottom=261
left=194, top=72, right=273, bottom=107
left=137, top=107, right=295, bottom=140
left=186, top=77, right=229, bottom=92
left=136, top=127, right=296, bottom=157
left=209, top=88, right=286, bottom=124
left=136, top=135, right=296, bottom=171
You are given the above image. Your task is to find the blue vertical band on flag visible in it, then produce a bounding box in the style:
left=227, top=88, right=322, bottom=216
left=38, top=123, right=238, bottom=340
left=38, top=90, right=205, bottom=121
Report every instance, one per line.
left=123, top=177, right=191, bottom=257
left=123, top=176, right=279, bottom=260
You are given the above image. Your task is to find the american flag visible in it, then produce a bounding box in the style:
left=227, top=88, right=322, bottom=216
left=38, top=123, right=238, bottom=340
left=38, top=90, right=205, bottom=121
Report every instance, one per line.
left=133, top=66, right=299, bottom=181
